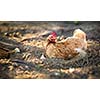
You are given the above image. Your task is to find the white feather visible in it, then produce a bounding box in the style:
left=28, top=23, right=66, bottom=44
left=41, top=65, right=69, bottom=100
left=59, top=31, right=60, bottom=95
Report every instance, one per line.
left=74, top=48, right=82, bottom=53
left=75, top=48, right=87, bottom=58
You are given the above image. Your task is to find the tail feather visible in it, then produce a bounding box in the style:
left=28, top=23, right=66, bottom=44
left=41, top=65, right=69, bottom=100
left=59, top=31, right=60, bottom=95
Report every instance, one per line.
left=74, top=48, right=87, bottom=59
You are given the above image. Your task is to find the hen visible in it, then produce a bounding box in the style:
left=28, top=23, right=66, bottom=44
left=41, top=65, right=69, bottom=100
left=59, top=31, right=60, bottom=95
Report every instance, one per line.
left=45, top=29, right=87, bottom=60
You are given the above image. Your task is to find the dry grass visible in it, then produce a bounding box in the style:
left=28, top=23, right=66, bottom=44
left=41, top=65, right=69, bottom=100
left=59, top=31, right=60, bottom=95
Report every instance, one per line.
left=0, top=21, right=100, bottom=79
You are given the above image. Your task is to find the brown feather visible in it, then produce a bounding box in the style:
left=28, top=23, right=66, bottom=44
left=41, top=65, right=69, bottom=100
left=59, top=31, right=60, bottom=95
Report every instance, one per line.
left=45, top=29, right=87, bottom=59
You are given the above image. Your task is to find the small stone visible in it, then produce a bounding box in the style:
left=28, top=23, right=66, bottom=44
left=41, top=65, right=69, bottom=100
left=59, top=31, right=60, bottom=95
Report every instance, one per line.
left=4, top=32, right=8, bottom=36
left=69, top=68, right=75, bottom=73
left=16, top=32, right=19, bottom=35
left=8, top=66, right=14, bottom=71
left=54, top=72, right=60, bottom=76
left=40, top=54, right=46, bottom=60
left=14, top=48, right=20, bottom=53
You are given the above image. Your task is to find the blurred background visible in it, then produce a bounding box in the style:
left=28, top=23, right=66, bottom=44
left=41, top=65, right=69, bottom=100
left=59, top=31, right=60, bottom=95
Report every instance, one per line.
left=0, top=21, right=100, bottom=79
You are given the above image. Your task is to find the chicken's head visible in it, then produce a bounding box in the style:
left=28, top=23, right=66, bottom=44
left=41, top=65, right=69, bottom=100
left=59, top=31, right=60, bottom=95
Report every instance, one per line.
left=47, top=31, right=57, bottom=43
left=73, top=29, right=86, bottom=41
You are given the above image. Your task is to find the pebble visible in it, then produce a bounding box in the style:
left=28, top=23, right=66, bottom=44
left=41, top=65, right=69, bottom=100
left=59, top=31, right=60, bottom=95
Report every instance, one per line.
left=14, top=48, right=20, bottom=53
left=8, top=66, right=14, bottom=71
left=40, top=54, right=46, bottom=60
left=69, top=68, right=75, bottom=73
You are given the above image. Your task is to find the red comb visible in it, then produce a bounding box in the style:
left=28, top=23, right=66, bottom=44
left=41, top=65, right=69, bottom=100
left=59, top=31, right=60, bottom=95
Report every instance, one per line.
left=51, top=32, right=57, bottom=37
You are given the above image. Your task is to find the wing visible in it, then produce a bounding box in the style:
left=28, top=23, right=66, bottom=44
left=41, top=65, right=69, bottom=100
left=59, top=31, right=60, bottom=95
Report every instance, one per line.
left=46, top=41, right=79, bottom=59
left=55, top=37, right=85, bottom=59
left=46, top=37, right=86, bottom=59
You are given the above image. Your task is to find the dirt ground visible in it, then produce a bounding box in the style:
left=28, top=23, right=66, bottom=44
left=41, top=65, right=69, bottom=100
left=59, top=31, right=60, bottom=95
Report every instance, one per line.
left=0, top=21, right=100, bottom=79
